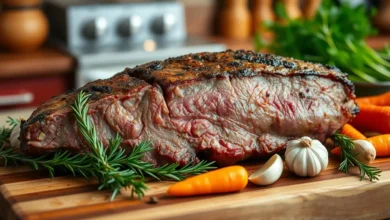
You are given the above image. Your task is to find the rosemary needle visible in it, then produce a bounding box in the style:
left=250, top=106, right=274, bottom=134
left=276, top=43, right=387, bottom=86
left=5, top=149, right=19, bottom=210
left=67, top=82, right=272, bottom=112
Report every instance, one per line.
left=0, top=91, right=216, bottom=201
left=332, top=133, right=381, bottom=181
left=72, top=91, right=148, bottom=199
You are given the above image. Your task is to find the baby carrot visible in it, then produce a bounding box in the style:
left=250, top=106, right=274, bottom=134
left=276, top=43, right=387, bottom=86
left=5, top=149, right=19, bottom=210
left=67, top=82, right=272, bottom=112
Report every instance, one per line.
left=356, top=92, right=390, bottom=106
left=331, top=124, right=366, bottom=155
left=351, top=104, right=390, bottom=134
left=331, top=147, right=342, bottom=155
left=366, top=134, right=390, bottom=157
left=339, top=124, right=366, bottom=140
left=167, top=165, right=248, bottom=197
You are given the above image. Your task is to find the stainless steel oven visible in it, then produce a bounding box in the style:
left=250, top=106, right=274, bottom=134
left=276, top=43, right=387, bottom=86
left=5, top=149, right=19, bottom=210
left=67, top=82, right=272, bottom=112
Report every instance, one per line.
left=45, top=0, right=225, bottom=87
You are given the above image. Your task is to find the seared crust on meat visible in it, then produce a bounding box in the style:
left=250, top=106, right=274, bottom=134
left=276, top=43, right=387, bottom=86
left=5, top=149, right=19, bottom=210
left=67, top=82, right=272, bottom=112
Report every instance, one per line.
left=24, top=74, right=148, bottom=121
left=127, top=49, right=355, bottom=99
left=23, top=49, right=355, bottom=134
left=19, top=50, right=358, bottom=165
left=20, top=74, right=150, bottom=154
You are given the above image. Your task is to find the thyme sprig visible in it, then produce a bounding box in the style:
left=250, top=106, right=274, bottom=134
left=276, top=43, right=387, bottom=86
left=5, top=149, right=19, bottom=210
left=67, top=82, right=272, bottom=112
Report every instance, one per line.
left=332, top=133, right=381, bottom=181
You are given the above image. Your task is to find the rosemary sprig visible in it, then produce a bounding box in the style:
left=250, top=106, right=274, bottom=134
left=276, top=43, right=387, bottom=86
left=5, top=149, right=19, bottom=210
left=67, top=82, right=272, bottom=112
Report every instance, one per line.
left=0, top=145, right=94, bottom=178
left=0, top=91, right=216, bottom=201
left=114, top=141, right=216, bottom=181
left=6, top=117, right=19, bottom=129
left=332, top=133, right=381, bottom=181
left=71, top=91, right=215, bottom=199
left=0, top=119, right=94, bottom=178
left=71, top=91, right=148, bottom=200
left=0, top=120, right=14, bottom=144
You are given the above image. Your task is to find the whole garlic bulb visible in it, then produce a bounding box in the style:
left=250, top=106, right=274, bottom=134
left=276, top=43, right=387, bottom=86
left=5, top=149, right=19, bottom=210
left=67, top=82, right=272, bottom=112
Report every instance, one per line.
left=285, top=136, right=328, bottom=177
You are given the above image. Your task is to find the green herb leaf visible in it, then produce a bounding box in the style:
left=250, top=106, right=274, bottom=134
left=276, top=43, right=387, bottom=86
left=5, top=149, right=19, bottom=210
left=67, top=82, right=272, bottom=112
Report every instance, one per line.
left=254, top=0, right=390, bottom=83
left=0, top=118, right=95, bottom=178
left=332, top=133, right=381, bottom=181
left=71, top=91, right=148, bottom=200
left=0, top=92, right=216, bottom=201
left=71, top=91, right=215, bottom=199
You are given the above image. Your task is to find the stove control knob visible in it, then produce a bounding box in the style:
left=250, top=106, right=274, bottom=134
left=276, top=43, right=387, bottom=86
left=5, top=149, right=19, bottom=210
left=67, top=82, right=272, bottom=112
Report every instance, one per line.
left=118, top=15, right=142, bottom=37
left=82, top=17, right=108, bottom=40
left=152, top=13, right=176, bottom=35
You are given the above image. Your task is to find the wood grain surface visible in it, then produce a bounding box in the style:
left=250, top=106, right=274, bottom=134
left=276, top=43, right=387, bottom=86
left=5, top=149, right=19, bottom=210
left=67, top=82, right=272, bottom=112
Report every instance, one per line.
left=0, top=46, right=74, bottom=79
left=1, top=157, right=390, bottom=220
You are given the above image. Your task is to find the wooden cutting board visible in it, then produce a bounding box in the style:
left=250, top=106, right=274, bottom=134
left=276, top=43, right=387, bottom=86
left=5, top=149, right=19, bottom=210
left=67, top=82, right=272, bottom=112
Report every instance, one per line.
left=1, top=157, right=390, bottom=220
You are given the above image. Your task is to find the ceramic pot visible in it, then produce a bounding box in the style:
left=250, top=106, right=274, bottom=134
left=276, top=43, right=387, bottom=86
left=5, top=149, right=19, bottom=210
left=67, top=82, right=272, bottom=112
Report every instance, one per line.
left=0, top=0, right=48, bottom=52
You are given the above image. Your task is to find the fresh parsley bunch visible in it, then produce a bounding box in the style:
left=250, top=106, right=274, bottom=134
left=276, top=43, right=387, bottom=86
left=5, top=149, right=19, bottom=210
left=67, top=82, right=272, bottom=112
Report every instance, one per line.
left=255, top=0, right=390, bottom=82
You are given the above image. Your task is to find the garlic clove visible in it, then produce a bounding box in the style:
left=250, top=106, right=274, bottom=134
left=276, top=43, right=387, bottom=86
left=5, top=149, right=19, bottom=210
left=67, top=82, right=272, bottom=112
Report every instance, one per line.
left=312, top=140, right=329, bottom=169
left=293, top=149, right=308, bottom=176
left=285, top=145, right=301, bottom=171
left=249, top=154, right=284, bottom=186
left=285, top=139, right=301, bottom=155
left=352, top=140, right=376, bottom=165
left=10, top=125, right=21, bottom=149
left=306, top=149, right=322, bottom=177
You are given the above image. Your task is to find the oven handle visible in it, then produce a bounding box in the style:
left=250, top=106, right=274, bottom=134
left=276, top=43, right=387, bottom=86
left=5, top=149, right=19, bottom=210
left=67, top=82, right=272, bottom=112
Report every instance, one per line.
left=0, top=92, right=34, bottom=106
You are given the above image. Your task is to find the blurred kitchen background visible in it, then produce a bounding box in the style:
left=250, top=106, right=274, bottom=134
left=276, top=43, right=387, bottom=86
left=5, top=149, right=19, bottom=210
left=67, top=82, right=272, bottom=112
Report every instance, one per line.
left=0, top=0, right=389, bottom=114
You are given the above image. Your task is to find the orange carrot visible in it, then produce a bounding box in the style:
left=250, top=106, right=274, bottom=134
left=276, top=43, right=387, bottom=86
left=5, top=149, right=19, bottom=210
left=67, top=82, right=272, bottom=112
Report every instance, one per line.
left=356, top=92, right=390, bottom=106
left=339, top=124, right=366, bottom=140
left=350, top=104, right=390, bottom=134
left=331, top=147, right=342, bottom=155
left=366, top=134, right=390, bottom=156
left=167, top=166, right=248, bottom=196
left=331, top=124, right=366, bottom=156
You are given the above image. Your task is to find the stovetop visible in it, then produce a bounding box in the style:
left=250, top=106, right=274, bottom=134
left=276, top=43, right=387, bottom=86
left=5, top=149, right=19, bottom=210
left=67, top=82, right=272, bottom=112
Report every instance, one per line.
left=45, top=0, right=226, bottom=88
left=69, top=37, right=225, bottom=67
left=45, top=0, right=186, bottom=48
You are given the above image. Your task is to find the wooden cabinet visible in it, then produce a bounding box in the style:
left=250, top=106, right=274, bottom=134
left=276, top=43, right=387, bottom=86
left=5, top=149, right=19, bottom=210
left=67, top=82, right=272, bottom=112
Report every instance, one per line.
left=0, top=74, right=73, bottom=109
left=0, top=46, right=75, bottom=109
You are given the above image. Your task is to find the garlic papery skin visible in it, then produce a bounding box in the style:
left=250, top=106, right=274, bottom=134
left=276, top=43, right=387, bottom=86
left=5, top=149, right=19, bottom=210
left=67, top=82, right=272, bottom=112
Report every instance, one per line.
left=10, top=125, right=21, bottom=149
left=352, top=140, right=376, bottom=165
left=285, top=136, right=328, bottom=177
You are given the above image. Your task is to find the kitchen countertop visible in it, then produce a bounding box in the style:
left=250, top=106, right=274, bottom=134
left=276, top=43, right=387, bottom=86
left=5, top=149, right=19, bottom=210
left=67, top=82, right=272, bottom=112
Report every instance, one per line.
left=0, top=108, right=35, bottom=124
left=0, top=35, right=390, bottom=219
left=210, top=35, right=390, bottom=51
left=0, top=46, right=75, bottom=79
left=0, top=35, right=388, bottom=119
left=367, top=35, right=390, bottom=49
left=1, top=35, right=389, bottom=79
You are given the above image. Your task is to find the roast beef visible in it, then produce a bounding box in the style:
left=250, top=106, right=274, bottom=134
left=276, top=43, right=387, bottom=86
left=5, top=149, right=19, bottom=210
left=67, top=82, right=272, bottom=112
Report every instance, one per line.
left=20, top=50, right=358, bottom=166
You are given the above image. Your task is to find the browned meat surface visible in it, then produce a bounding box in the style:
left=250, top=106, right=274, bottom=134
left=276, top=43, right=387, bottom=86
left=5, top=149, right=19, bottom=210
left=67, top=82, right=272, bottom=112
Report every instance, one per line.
left=20, top=50, right=358, bottom=166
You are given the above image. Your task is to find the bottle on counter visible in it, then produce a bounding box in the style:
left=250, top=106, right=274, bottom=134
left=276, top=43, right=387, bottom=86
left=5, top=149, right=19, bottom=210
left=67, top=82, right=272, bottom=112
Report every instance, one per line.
left=373, top=0, right=390, bottom=33
left=218, top=0, right=251, bottom=40
left=303, top=0, right=322, bottom=19
left=280, top=0, right=302, bottom=20
left=252, top=0, right=275, bottom=38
